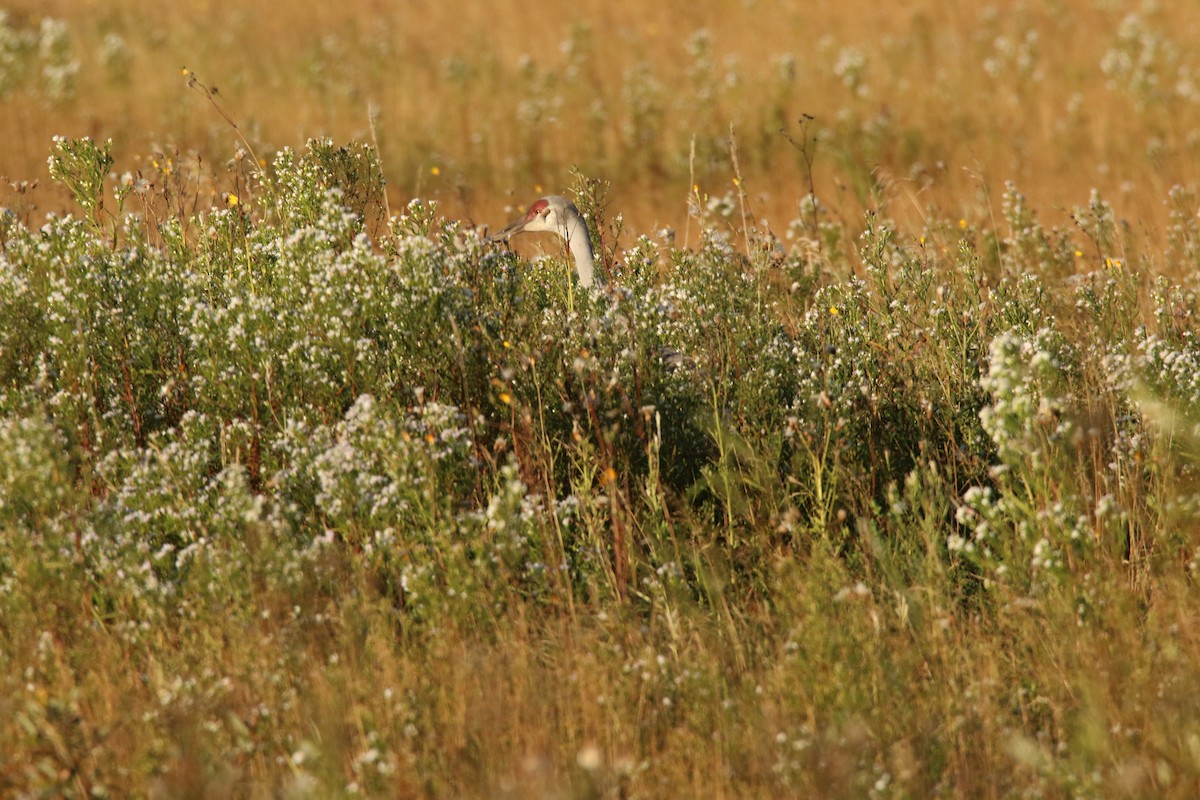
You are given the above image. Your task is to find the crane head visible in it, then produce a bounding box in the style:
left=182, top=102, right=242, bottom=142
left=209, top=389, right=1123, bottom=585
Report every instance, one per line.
left=490, top=195, right=580, bottom=242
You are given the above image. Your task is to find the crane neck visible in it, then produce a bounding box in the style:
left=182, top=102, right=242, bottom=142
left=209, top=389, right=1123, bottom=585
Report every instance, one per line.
left=563, top=214, right=599, bottom=289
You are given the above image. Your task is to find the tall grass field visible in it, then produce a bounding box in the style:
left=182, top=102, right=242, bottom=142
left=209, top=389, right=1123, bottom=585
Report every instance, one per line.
left=2, top=1, right=1200, bottom=797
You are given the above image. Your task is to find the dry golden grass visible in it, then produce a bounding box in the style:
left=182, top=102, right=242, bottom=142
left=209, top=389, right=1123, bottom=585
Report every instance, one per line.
left=5, top=0, right=1200, bottom=252
left=5, top=4, right=1200, bottom=798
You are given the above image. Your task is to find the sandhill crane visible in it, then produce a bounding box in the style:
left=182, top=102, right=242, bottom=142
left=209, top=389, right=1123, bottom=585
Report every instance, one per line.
left=490, top=195, right=601, bottom=288
left=490, top=194, right=689, bottom=368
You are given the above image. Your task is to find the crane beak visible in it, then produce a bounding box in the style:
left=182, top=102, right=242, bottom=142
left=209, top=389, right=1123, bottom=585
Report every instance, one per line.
left=488, top=214, right=530, bottom=243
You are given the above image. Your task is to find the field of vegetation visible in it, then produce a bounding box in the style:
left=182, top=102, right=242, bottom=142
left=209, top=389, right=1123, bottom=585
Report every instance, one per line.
left=2, top=1, right=1200, bottom=797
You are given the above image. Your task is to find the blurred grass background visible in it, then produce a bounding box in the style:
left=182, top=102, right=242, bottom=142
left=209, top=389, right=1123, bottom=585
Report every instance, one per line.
left=4, top=0, right=1200, bottom=248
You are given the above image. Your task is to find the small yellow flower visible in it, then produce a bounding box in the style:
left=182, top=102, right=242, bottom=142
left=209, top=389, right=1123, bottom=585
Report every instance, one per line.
left=181, top=67, right=189, bottom=76
left=600, top=467, right=617, bottom=486
left=1074, top=249, right=1083, bottom=258
left=498, top=392, right=512, bottom=406
left=958, top=218, right=967, bottom=229
left=502, top=340, right=512, bottom=349
left=829, top=306, right=840, bottom=316
left=225, top=192, right=239, bottom=207
left=430, top=166, right=440, bottom=176
left=732, top=177, right=741, bottom=187
left=425, top=433, right=436, bottom=445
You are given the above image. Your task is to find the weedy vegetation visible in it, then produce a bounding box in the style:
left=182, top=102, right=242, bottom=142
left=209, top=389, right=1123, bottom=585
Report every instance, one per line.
left=2, top=2, right=1200, bottom=798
